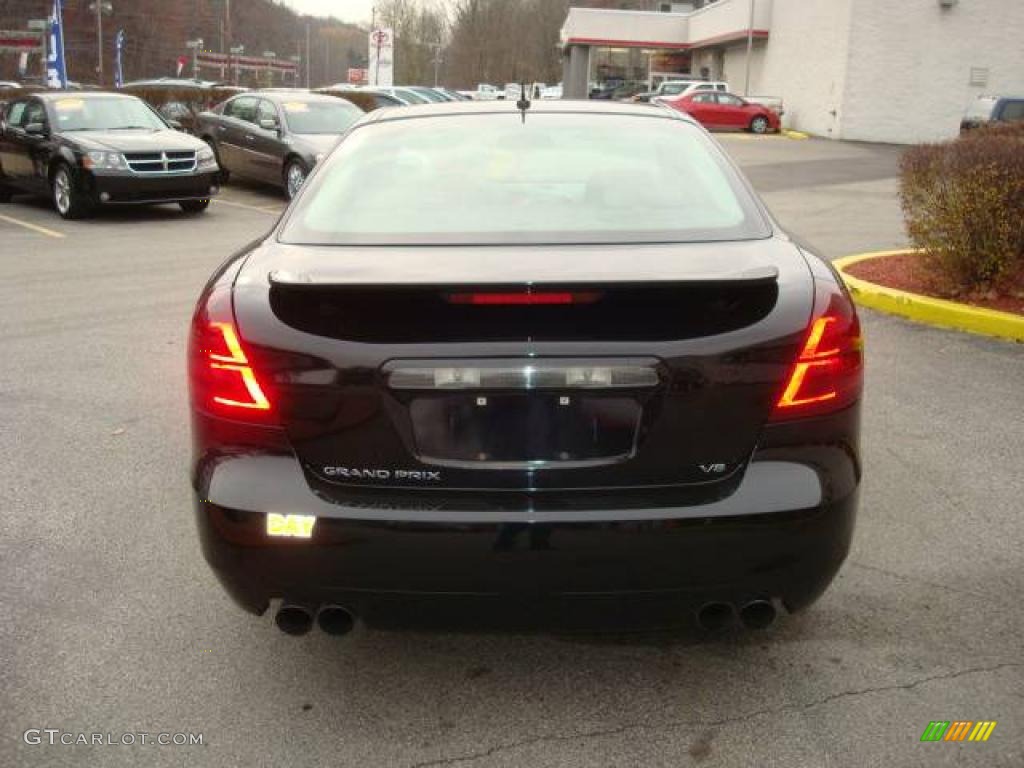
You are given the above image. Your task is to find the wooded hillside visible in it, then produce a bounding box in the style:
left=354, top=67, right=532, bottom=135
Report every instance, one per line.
left=0, top=0, right=366, bottom=86
left=2, top=0, right=664, bottom=88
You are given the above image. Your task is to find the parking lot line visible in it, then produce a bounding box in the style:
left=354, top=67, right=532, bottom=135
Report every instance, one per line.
left=213, top=198, right=280, bottom=215
left=0, top=212, right=66, bottom=239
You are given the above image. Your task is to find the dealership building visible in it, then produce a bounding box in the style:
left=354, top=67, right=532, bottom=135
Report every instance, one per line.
left=560, top=0, right=1024, bottom=143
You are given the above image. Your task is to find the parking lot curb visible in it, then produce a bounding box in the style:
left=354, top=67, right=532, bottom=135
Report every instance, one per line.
left=782, top=130, right=810, bottom=139
left=834, top=249, right=1024, bottom=343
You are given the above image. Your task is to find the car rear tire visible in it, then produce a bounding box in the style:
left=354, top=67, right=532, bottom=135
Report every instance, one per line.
left=51, top=164, right=93, bottom=220
left=0, top=186, right=13, bottom=203
left=749, top=116, right=770, bottom=134
left=180, top=199, right=211, bottom=214
left=284, top=159, right=308, bottom=201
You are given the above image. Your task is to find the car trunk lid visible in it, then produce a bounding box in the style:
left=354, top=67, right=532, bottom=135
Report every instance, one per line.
left=232, top=239, right=813, bottom=495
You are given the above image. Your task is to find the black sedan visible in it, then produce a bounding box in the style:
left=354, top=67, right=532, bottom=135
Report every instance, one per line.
left=0, top=92, right=219, bottom=219
left=195, top=92, right=363, bottom=200
left=189, top=101, right=863, bottom=637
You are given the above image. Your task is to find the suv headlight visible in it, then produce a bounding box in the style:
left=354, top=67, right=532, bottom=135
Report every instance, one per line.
left=83, top=151, right=125, bottom=170
left=197, top=146, right=217, bottom=167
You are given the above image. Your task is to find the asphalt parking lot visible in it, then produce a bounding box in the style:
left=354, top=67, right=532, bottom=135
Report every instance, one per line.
left=2, top=135, right=1022, bottom=768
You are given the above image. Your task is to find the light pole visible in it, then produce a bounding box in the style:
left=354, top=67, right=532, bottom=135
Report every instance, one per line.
left=186, top=38, right=203, bottom=80
left=429, top=42, right=443, bottom=87
left=89, top=0, right=113, bottom=85
left=231, top=45, right=244, bottom=85
left=305, top=21, right=311, bottom=88
left=263, top=50, right=276, bottom=87
left=224, top=0, right=233, bottom=84
left=743, top=0, right=755, bottom=96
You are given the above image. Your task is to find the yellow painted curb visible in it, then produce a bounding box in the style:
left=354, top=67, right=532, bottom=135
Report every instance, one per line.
left=834, top=249, right=1024, bottom=343
left=783, top=130, right=809, bottom=140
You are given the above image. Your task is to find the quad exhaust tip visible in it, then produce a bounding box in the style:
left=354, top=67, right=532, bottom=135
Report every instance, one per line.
left=739, top=600, right=777, bottom=630
left=274, top=602, right=316, bottom=636
left=317, top=605, right=356, bottom=636
left=696, top=600, right=778, bottom=631
left=274, top=602, right=357, bottom=636
left=696, top=602, right=735, bottom=631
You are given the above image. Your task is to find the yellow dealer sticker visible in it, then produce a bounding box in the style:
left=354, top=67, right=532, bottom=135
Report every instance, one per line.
left=266, top=513, right=316, bottom=538
left=55, top=98, right=85, bottom=111
left=283, top=102, right=310, bottom=112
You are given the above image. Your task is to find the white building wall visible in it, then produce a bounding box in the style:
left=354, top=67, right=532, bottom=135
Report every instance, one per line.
left=561, top=8, right=689, bottom=46
left=722, top=0, right=855, bottom=137
left=840, top=0, right=1024, bottom=143
left=688, top=0, right=774, bottom=44
left=722, top=43, right=767, bottom=95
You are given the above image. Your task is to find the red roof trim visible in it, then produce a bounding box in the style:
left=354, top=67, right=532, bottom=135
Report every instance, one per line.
left=565, top=29, right=769, bottom=51
left=690, top=29, right=769, bottom=48
left=565, top=37, right=690, bottom=50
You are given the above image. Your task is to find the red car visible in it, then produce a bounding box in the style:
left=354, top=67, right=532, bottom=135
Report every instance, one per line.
left=659, top=92, right=781, bottom=134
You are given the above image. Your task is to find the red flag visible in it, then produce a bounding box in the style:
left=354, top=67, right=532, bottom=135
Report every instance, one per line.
left=176, top=55, right=188, bottom=77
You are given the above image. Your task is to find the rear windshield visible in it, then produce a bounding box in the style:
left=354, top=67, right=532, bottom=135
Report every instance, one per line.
left=281, top=100, right=362, bottom=134
left=279, top=112, right=770, bottom=246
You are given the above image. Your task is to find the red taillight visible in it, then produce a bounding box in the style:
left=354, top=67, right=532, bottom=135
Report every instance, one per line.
left=189, top=291, right=273, bottom=418
left=445, top=291, right=602, bottom=306
left=772, top=292, right=863, bottom=420
left=206, top=321, right=271, bottom=411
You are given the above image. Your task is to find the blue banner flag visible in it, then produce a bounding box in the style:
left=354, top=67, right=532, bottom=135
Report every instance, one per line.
left=114, top=29, right=126, bottom=88
left=46, top=0, right=68, bottom=89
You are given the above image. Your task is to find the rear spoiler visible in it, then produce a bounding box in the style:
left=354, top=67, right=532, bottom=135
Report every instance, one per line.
left=267, top=265, right=780, bottom=289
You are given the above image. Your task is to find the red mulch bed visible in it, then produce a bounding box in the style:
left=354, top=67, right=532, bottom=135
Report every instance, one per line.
left=845, top=251, right=1024, bottom=316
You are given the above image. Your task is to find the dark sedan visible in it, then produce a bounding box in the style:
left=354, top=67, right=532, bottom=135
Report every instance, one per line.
left=189, top=101, right=863, bottom=637
left=195, top=92, right=363, bottom=199
left=0, top=92, right=219, bottom=219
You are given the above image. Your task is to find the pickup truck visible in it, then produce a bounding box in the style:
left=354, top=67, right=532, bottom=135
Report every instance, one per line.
left=634, top=79, right=704, bottom=102
left=961, top=95, right=1024, bottom=131
left=472, top=84, right=501, bottom=101
left=636, top=80, right=729, bottom=102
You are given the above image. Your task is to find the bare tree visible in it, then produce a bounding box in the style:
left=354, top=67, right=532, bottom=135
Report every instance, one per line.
left=376, top=0, right=448, bottom=85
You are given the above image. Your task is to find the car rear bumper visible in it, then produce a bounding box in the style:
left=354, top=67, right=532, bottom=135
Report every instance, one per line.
left=194, top=453, right=858, bottom=625
left=85, top=171, right=219, bottom=205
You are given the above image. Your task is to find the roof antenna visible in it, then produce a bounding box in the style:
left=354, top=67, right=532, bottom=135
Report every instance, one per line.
left=516, top=80, right=531, bottom=124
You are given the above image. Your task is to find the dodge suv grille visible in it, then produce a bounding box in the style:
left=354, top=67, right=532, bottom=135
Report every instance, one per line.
left=124, top=151, right=197, bottom=174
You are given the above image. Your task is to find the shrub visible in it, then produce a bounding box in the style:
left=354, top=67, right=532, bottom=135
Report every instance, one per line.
left=899, top=123, right=1024, bottom=290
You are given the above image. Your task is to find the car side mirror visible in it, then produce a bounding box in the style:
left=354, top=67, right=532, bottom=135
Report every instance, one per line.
left=259, top=118, right=279, bottom=133
left=24, top=122, right=46, bottom=137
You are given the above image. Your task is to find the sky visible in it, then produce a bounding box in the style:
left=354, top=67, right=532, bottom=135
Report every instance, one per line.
left=279, top=0, right=377, bottom=25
